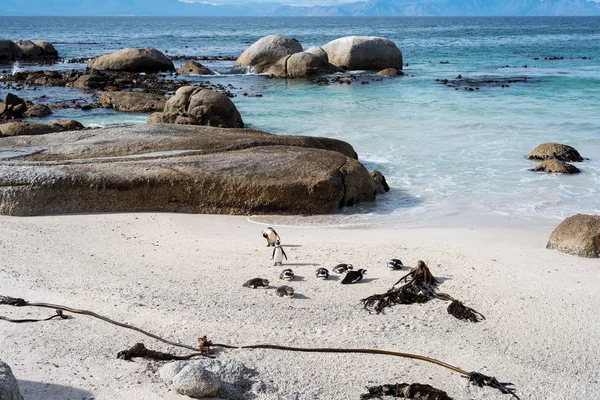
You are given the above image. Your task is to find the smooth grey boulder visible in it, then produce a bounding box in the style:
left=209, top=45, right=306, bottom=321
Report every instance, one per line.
left=99, top=91, right=166, bottom=113
left=0, top=124, right=383, bottom=216
left=264, top=52, right=339, bottom=78
left=177, top=61, right=214, bottom=75
left=0, top=39, right=23, bottom=61
left=51, top=120, right=85, bottom=131
left=0, top=122, right=61, bottom=137
left=88, top=48, right=175, bottom=73
left=235, top=35, right=302, bottom=68
left=171, top=364, right=221, bottom=398
left=527, top=143, right=583, bottom=162
left=323, top=36, right=403, bottom=70
left=547, top=214, right=600, bottom=258
left=0, top=361, right=24, bottom=400
left=33, top=41, right=59, bottom=58
left=377, top=68, right=402, bottom=77
left=160, top=358, right=257, bottom=400
left=532, top=159, right=580, bottom=174
left=161, top=86, right=243, bottom=128
left=13, top=40, right=44, bottom=58
left=305, top=46, right=329, bottom=62
left=71, top=74, right=107, bottom=90
left=23, top=104, right=52, bottom=118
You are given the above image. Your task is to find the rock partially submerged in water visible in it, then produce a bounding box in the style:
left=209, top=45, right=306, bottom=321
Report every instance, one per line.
left=377, top=68, right=402, bottom=77
left=0, top=361, right=24, bottom=400
left=0, top=39, right=57, bottom=61
left=176, top=61, right=214, bottom=75
left=23, top=103, right=52, bottom=118
left=235, top=35, right=302, bottom=68
left=259, top=52, right=340, bottom=78
left=547, top=214, right=600, bottom=258
left=99, top=91, right=166, bottom=113
left=0, top=93, right=28, bottom=119
left=88, top=47, right=175, bottom=73
left=322, top=36, right=403, bottom=71
left=0, top=124, right=384, bottom=216
left=532, top=159, right=580, bottom=174
left=527, top=142, right=583, bottom=162
left=154, top=86, right=244, bottom=128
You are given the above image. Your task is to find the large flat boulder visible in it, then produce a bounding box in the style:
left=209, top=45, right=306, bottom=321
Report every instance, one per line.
left=0, top=122, right=61, bottom=137
left=13, top=40, right=44, bottom=58
left=0, top=124, right=383, bottom=216
left=547, top=214, right=600, bottom=258
left=235, top=35, right=302, bottom=68
left=99, top=91, right=166, bottom=113
left=88, top=48, right=175, bottom=73
left=322, top=36, right=403, bottom=71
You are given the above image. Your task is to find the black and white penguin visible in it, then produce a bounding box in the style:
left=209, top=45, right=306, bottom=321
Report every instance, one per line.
left=333, top=263, right=353, bottom=274
left=387, top=258, right=404, bottom=270
left=262, top=227, right=280, bottom=247
left=315, top=267, right=329, bottom=280
left=272, top=240, right=288, bottom=266
left=279, top=269, right=295, bottom=281
left=341, top=269, right=367, bottom=284
left=243, top=278, right=270, bottom=289
left=276, top=285, right=295, bottom=298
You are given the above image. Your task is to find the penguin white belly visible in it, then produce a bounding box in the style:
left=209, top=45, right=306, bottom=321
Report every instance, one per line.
left=274, top=248, right=284, bottom=265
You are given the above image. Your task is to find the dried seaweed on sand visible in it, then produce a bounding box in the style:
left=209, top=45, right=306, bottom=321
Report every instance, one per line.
left=361, top=383, right=453, bottom=399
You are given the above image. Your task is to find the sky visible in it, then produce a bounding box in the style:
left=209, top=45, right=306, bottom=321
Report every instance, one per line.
left=181, top=0, right=367, bottom=4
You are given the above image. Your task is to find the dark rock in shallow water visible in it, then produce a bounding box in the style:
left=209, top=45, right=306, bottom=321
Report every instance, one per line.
left=176, top=61, right=214, bottom=75
left=532, top=159, right=580, bottom=174
left=23, top=103, right=52, bottom=118
left=0, top=39, right=24, bottom=62
left=377, top=68, right=402, bottom=77
left=0, top=124, right=383, bottom=216
left=438, top=75, right=530, bottom=90
left=527, top=142, right=583, bottom=162
left=547, top=214, right=600, bottom=258
left=1, top=93, right=27, bottom=119
left=99, top=91, right=166, bottom=113
left=259, top=52, right=340, bottom=78
left=51, top=120, right=85, bottom=131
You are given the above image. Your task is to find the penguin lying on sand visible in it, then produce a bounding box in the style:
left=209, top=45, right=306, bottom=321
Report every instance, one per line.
left=243, top=278, right=270, bottom=289
left=262, top=227, right=280, bottom=247
left=333, top=263, right=353, bottom=273
left=315, top=268, right=329, bottom=280
left=341, top=269, right=367, bottom=284
left=279, top=269, right=295, bottom=281
left=276, top=285, right=295, bottom=298
left=387, top=259, right=404, bottom=270
left=272, top=240, right=288, bottom=266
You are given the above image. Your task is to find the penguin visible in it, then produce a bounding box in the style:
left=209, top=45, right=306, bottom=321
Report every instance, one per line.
left=262, top=227, right=280, bottom=247
left=387, top=258, right=404, bottom=270
left=276, top=285, right=295, bottom=298
left=333, top=263, right=353, bottom=274
left=272, top=240, right=288, bottom=266
left=315, top=267, right=329, bottom=280
left=341, top=269, right=367, bottom=284
left=243, top=278, right=270, bottom=289
left=279, top=269, right=295, bottom=281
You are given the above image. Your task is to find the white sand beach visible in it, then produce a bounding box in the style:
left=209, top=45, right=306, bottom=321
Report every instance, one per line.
left=0, top=213, right=599, bottom=399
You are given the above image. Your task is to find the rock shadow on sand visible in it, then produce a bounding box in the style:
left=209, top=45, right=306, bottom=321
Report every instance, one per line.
left=18, top=380, right=94, bottom=400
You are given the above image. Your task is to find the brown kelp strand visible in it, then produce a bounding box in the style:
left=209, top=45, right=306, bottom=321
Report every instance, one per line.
left=117, top=342, right=211, bottom=361
left=0, top=309, right=68, bottom=323
left=447, top=299, right=486, bottom=322
left=361, top=284, right=431, bottom=314
left=361, top=383, right=453, bottom=400
left=467, top=372, right=521, bottom=399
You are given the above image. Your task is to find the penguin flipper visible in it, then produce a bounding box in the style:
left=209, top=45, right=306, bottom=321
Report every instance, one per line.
left=272, top=248, right=275, bottom=260
left=282, top=248, right=288, bottom=260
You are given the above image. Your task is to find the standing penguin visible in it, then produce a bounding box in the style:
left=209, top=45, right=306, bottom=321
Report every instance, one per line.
left=262, top=227, right=280, bottom=247
left=341, top=269, right=367, bottom=284
left=272, top=240, right=288, bottom=266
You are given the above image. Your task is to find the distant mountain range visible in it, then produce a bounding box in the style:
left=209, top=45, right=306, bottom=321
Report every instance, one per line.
left=2, top=0, right=600, bottom=16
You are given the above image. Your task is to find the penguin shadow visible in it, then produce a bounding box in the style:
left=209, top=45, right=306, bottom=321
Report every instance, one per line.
left=360, top=277, right=379, bottom=284
left=291, top=275, right=306, bottom=281
left=327, top=275, right=341, bottom=281
left=281, top=244, right=302, bottom=247
left=435, top=276, right=452, bottom=284
left=284, top=262, right=319, bottom=267
left=292, top=293, right=310, bottom=300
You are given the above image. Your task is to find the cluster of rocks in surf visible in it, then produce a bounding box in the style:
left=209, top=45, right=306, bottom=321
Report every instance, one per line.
left=527, top=142, right=584, bottom=174
left=437, top=74, right=530, bottom=91
left=0, top=39, right=58, bottom=62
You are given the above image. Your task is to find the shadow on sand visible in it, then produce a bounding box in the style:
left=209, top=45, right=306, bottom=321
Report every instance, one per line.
left=19, top=380, right=94, bottom=400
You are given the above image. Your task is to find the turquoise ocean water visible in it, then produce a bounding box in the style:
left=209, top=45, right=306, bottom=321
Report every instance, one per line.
left=1, top=17, right=599, bottom=228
